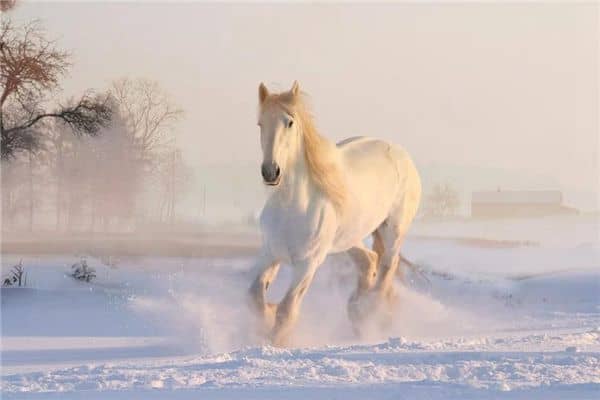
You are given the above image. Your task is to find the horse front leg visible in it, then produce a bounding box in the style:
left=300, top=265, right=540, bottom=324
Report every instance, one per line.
left=248, top=253, right=281, bottom=336
left=270, top=257, right=320, bottom=347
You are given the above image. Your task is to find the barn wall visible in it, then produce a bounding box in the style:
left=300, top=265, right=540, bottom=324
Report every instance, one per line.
left=471, top=203, right=578, bottom=218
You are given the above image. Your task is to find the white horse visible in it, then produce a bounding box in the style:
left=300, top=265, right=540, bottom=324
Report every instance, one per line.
left=249, top=81, right=421, bottom=346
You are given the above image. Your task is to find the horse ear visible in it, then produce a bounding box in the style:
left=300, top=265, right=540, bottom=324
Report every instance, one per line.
left=290, top=80, right=300, bottom=97
left=259, top=82, right=269, bottom=104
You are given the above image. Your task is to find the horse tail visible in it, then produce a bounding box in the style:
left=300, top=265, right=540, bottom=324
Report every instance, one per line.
left=398, top=253, right=415, bottom=269
left=371, top=230, right=429, bottom=285
left=398, top=252, right=430, bottom=286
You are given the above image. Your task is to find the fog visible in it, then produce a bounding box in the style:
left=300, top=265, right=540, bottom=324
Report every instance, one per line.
left=2, top=5, right=599, bottom=395
left=5, top=2, right=599, bottom=230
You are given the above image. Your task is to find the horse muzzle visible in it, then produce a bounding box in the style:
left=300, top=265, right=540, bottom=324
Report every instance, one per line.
left=261, top=162, right=281, bottom=186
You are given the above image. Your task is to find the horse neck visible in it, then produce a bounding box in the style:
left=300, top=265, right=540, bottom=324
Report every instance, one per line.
left=278, top=129, right=338, bottom=208
left=278, top=137, right=312, bottom=204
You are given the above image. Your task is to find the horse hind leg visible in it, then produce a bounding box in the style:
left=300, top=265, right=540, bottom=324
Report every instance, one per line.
left=372, top=229, right=385, bottom=259
left=374, top=220, right=406, bottom=307
left=375, top=182, right=420, bottom=299
left=373, top=228, right=410, bottom=291
left=374, top=230, right=410, bottom=285
left=346, top=242, right=379, bottom=333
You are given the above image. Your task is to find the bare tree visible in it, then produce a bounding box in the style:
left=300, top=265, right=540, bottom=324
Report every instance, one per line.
left=110, top=77, right=182, bottom=164
left=86, top=111, right=139, bottom=231
left=0, top=19, right=112, bottom=159
left=0, top=0, right=18, bottom=12
left=424, top=183, right=460, bottom=218
left=45, top=122, right=69, bottom=229
left=1, top=156, right=28, bottom=229
left=157, top=149, right=192, bottom=224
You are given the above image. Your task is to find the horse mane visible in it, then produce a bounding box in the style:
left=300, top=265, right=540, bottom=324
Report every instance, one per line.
left=262, top=92, right=347, bottom=213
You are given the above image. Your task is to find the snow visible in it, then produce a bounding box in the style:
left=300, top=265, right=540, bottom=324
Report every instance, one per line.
left=1, top=219, right=599, bottom=399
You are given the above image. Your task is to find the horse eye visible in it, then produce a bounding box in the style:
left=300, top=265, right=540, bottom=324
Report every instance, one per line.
left=287, top=120, right=294, bottom=128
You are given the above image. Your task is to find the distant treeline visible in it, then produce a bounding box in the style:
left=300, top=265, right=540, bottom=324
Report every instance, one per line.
left=1, top=17, right=191, bottom=232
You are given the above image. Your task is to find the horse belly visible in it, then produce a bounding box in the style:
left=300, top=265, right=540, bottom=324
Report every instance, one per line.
left=331, top=160, right=398, bottom=252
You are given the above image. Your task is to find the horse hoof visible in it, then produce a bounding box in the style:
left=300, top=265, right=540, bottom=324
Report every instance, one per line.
left=248, top=301, right=278, bottom=340
left=270, top=328, right=291, bottom=348
left=347, top=291, right=378, bottom=335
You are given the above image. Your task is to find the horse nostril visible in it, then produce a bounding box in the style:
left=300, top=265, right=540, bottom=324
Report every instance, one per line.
left=261, top=163, right=280, bottom=183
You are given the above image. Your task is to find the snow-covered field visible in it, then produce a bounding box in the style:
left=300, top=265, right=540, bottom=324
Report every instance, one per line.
left=1, top=217, right=599, bottom=399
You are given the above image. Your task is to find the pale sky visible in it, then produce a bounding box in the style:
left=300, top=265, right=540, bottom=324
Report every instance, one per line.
left=8, top=1, right=599, bottom=212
